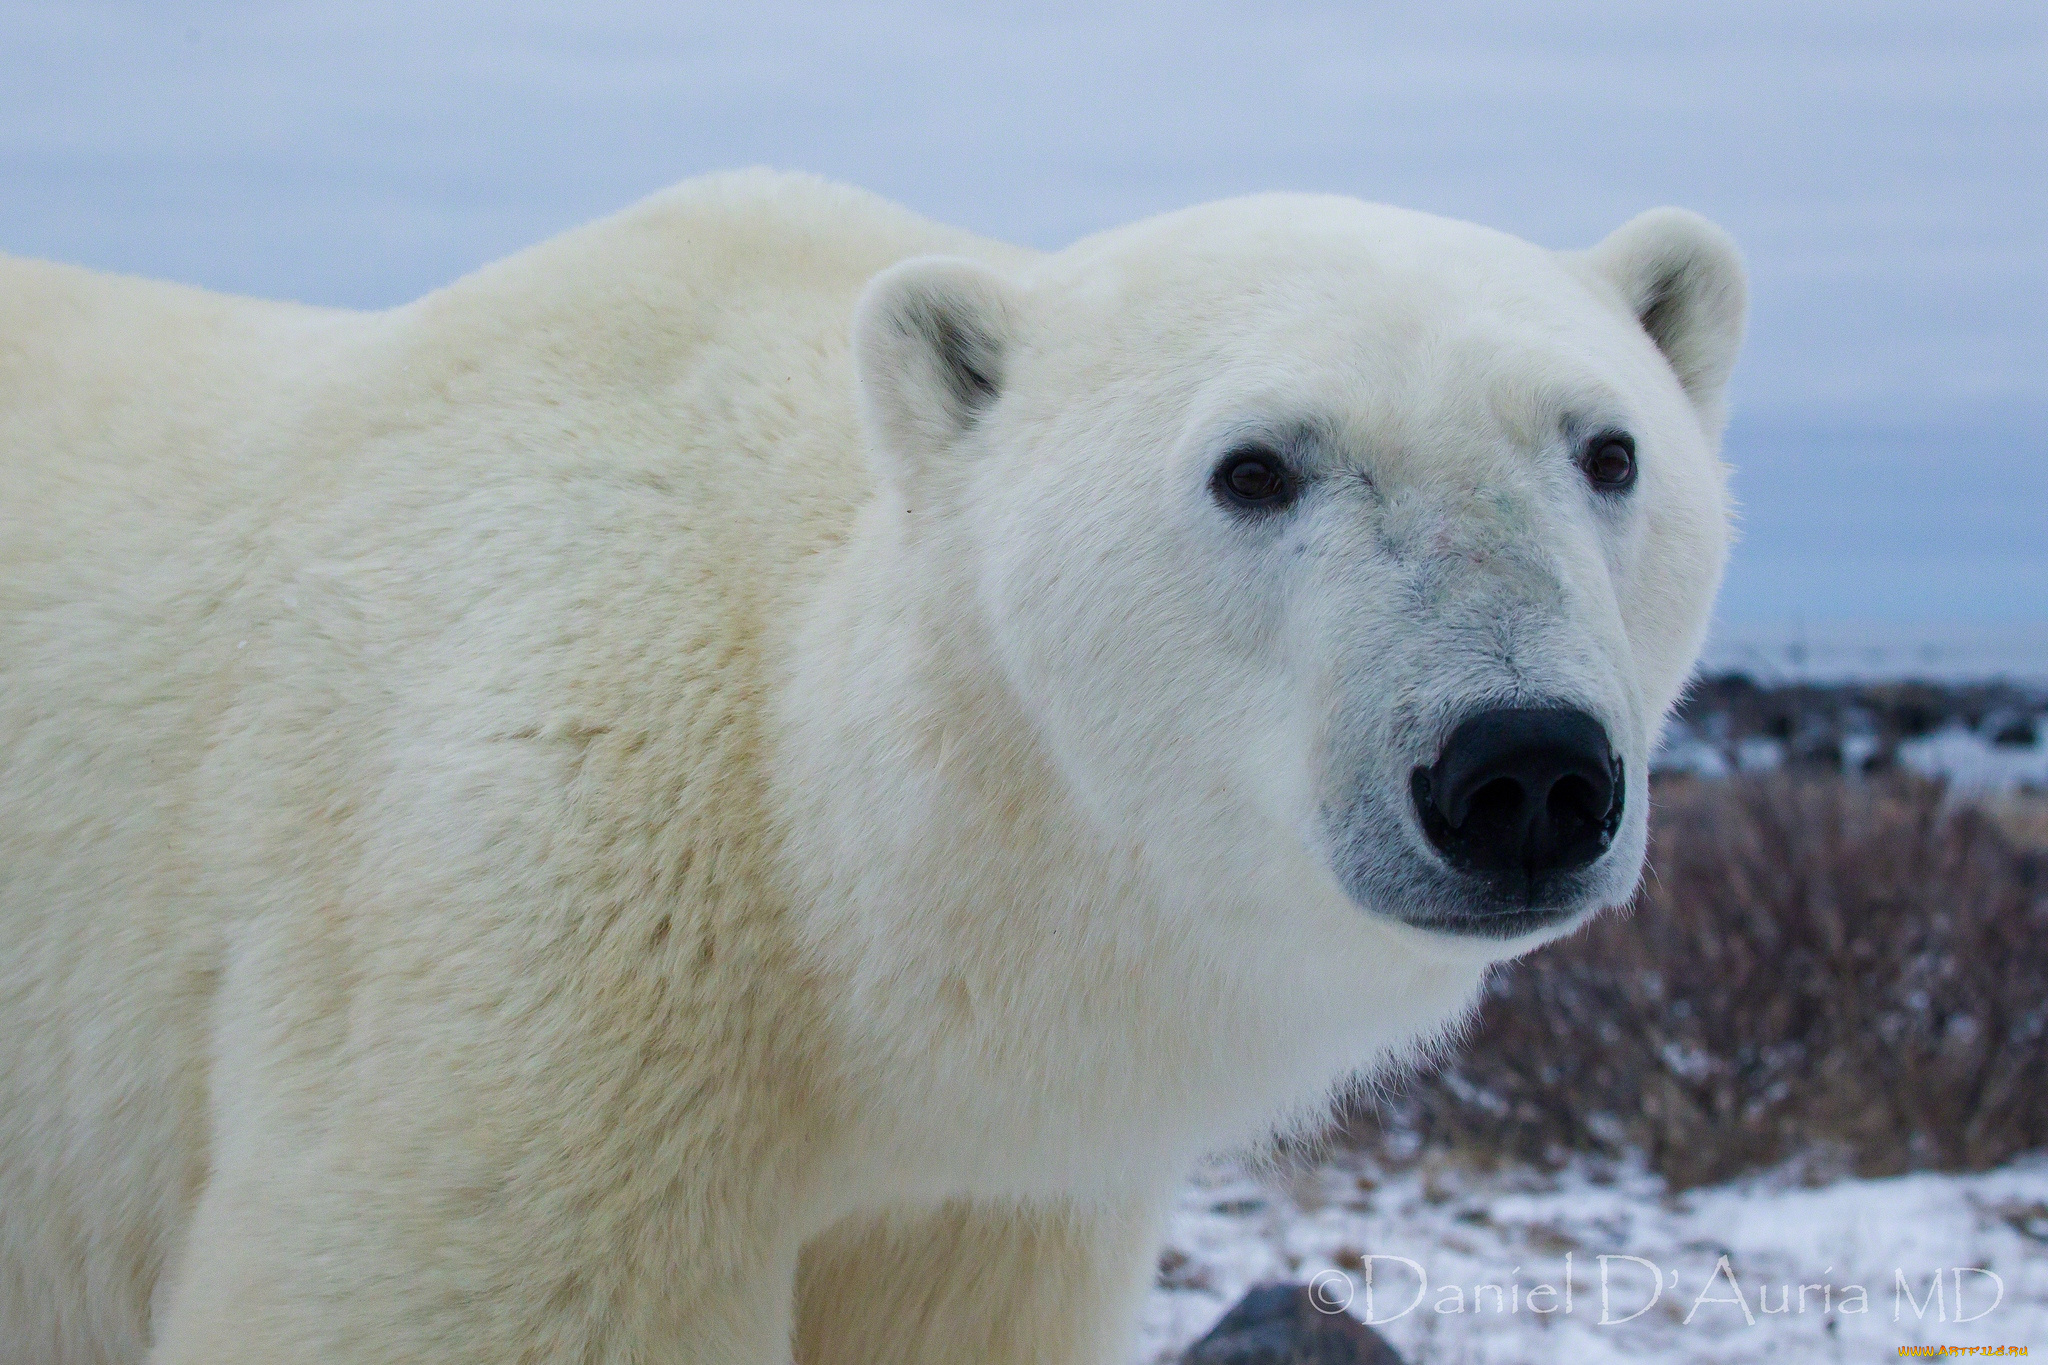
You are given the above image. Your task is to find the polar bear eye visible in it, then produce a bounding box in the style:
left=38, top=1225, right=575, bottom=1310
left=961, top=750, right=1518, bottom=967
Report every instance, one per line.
left=1213, top=447, right=1297, bottom=512
left=1579, top=432, right=1638, bottom=493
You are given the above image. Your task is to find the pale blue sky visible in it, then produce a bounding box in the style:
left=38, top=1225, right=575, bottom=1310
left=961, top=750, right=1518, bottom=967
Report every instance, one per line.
left=5, top=1, right=2042, bottom=623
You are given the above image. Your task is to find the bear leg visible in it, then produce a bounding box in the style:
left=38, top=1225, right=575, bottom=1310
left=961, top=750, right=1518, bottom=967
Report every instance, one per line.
left=793, top=1196, right=1162, bottom=1365
left=147, top=1168, right=807, bottom=1364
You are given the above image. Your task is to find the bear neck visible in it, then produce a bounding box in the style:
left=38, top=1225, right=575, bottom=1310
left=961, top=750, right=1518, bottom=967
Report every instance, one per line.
left=765, top=501, right=1486, bottom=1201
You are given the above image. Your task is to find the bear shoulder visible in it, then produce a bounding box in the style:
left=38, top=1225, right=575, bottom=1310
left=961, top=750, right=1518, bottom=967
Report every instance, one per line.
left=412, top=169, right=1033, bottom=346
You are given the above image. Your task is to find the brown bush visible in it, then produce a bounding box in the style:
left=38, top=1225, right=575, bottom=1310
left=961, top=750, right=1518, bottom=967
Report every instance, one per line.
left=1340, top=774, right=2048, bottom=1188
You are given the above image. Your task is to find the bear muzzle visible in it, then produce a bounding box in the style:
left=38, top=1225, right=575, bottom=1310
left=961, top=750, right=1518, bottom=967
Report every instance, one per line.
left=1408, top=705, right=1624, bottom=930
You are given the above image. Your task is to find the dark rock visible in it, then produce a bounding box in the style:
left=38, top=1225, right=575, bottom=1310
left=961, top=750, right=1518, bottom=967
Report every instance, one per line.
left=1665, top=676, right=2048, bottom=781
left=1990, top=712, right=2039, bottom=748
left=1181, top=1283, right=1405, bottom=1365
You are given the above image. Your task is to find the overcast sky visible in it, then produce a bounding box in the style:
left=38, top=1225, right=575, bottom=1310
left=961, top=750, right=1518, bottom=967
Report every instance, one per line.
left=6, top=1, right=2042, bottom=625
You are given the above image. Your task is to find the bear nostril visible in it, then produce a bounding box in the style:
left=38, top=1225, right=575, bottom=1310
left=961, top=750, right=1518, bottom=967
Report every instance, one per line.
left=1465, top=776, right=1525, bottom=831
left=1548, top=774, right=1601, bottom=828
left=1412, top=706, right=1622, bottom=884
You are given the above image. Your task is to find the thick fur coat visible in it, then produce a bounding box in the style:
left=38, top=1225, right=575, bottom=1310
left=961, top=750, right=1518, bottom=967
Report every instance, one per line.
left=0, top=171, right=1743, bottom=1363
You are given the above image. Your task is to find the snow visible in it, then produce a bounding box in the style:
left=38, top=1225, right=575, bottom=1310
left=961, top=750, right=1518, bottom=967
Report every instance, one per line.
left=1900, top=726, right=2048, bottom=794
left=1652, top=717, right=2048, bottom=791
left=1138, top=1152, right=2048, bottom=1363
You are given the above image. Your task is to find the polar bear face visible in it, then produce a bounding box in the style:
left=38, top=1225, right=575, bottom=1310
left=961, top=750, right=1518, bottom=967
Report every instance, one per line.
left=854, top=197, right=1742, bottom=954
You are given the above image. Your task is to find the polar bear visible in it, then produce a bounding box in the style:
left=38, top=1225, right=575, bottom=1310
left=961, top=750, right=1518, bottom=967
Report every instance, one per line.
left=0, top=171, right=1742, bottom=1364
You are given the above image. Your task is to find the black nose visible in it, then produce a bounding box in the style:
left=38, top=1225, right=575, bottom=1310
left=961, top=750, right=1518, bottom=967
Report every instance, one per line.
left=1411, top=707, right=1623, bottom=880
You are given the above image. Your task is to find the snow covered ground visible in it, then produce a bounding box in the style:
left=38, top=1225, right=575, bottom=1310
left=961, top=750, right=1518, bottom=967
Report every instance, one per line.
left=1139, top=1152, right=2048, bottom=1363
left=1897, top=726, right=2048, bottom=794
left=1656, top=721, right=2048, bottom=793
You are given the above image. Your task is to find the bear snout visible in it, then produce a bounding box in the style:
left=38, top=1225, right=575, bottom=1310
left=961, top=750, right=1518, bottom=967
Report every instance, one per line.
left=1408, top=705, right=1624, bottom=918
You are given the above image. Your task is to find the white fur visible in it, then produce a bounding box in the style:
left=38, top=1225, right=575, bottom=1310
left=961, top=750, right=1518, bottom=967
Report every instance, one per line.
left=0, top=171, right=1742, bottom=1364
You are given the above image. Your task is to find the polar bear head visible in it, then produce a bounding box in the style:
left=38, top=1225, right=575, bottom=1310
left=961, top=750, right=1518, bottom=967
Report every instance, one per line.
left=852, top=197, right=1741, bottom=959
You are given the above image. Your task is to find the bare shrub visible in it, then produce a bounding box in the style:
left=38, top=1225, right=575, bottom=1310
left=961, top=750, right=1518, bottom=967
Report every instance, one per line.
left=1341, top=774, right=2048, bottom=1188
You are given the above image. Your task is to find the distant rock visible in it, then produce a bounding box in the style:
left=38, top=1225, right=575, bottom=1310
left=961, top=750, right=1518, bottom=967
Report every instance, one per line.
left=1656, top=675, right=2048, bottom=789
left=1180, top=1283, right=1405, bottom=1365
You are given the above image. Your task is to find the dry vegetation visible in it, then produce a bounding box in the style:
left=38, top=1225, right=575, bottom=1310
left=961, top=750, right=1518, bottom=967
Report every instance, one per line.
left=1342, top=775, right=2048, bottom=1189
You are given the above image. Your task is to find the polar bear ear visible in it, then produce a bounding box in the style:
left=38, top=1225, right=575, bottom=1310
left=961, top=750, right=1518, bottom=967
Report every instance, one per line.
left=852, top=257, right=1019, bottom=479
left=1585, top=209, right=1748, bottom=432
